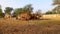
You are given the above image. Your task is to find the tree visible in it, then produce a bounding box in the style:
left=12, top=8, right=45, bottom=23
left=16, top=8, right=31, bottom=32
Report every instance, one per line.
left=53, top=6, right=60, bottom=14
left=0, top=5, right=4, bottom=17
left=53, top=0, right=60, bottom=14
left=4, top=7, right=13, bottom=14
left=53, top=0, right=60, bottom=5
left=13, top=4, right=33, bottom=16
left=45, top=11, right=53, bottom=14
left=35, top=10, right=41, bottom=14
left=13, top=8, right=23, bottom=16
left=23, top=4, right=33, bottom=14
left=45, top=10, right=56, bottom=14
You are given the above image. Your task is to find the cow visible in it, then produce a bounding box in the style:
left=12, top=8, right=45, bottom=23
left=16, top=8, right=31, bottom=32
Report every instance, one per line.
left=30, top=13, right=42, bottom=20
left=16, top=13, right=31, bottom=20
left=4, top=13, right=11, bottom=19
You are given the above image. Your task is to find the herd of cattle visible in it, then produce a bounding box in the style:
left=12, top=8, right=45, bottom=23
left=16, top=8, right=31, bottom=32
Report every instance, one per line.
left=4, top=13, right=42, bottom=20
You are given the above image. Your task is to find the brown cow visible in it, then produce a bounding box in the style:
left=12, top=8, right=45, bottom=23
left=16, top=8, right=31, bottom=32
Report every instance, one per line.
left=4, top=13, right=11, bottom=19
left=30, top=13, right=42, bottom=20
left=16, top=13, right=31, bottom=20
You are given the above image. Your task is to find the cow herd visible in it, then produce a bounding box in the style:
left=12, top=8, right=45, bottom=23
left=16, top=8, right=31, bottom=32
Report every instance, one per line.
left=4, top=13, right=42, bottom=20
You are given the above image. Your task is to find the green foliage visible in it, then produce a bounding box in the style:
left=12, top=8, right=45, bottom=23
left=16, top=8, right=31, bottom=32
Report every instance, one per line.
left=45, top=11, right=57, bottom=14
left=4, top=7, right=13, bottom=14
left=13, top=4, right=33, bottom=16
left=0, top=9, right=4, bottom=18
left=53, top=0, right=60, bottom=5
left=35, top=10, right=41, bottom=14
left=45, top=11, right=52, bottom=14
left=53, top=0, right=59, bottom=5
left=23, top=4, right=33, bottom=14
left=53, top=0, right=60, bottom=14
left=13, top=8, right=23, bottom=16
left=52, top=11, right=57, bottom=14
left=52, top=6, right=60, bottom=14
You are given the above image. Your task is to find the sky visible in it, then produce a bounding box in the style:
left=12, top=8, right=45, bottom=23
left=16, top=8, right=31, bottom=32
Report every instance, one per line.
left=0, top=0, right=56, bottom=13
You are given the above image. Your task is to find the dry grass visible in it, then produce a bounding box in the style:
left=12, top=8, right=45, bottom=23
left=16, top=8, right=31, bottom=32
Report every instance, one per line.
left=0, top=18, right=60, bottom=34
left=42, top=14, right=60, bottom=20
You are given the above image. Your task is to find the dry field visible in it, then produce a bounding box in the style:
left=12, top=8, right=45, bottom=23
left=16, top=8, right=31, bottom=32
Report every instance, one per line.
left=0, top=17, right=60, bottom=34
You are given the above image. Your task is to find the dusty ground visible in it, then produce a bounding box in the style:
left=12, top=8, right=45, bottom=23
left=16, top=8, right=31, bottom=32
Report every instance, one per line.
left=0, top=18, right=60, bottom=34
